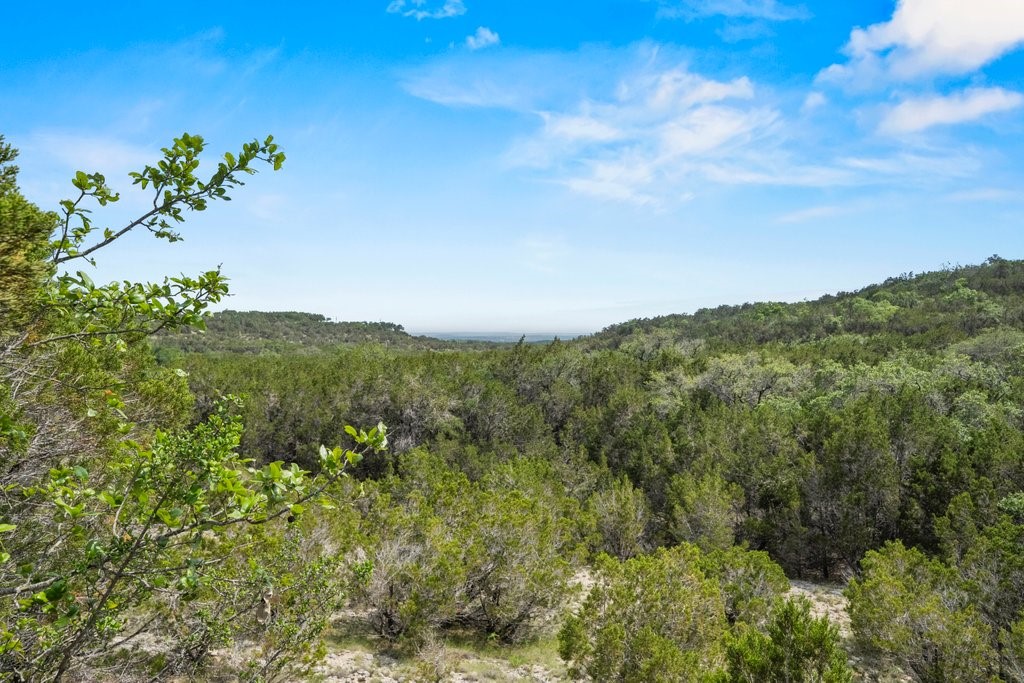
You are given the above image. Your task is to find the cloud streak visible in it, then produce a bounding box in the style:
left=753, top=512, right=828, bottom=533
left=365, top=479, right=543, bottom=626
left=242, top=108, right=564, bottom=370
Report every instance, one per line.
left=386, top=0, right=466, bottom=20
left=659, top=0, right=809, bottom=21
left=775, top=204, right=844, bottom=224
left=879, top=87, right=1024, bottom=134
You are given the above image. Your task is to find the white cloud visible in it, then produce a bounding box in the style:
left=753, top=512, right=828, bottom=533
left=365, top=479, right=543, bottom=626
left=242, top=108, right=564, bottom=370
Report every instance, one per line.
left=466, top=26, right=500, bottom=50
left=659, top=105, right=774, bottom=155
left=820, top=0, right=1024, bottom=85
left=640, top=70, right=755, bottom=108
left=405, top=43, right=992, bottom=204
left=879, top=87, right=1024, bottom=134
left=386, top=0, right=465, bottom=20
left=505, top=64, right=780, bottom=204
left=563, top=157, right=659, bottom=205
left=801, top=91, right=827, bottom=111
left=541, top=113, right=622, bottom=143
left=659, top=0, right=809, bottom=21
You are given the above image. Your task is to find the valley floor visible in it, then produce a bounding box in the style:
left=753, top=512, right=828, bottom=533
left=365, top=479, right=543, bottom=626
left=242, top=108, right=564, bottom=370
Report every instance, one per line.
left=310, top=579, right=911, bottom=683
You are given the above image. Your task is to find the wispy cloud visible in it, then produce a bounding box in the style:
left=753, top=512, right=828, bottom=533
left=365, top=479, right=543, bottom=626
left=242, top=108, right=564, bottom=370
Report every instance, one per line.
left=405, top=42, right=1002, bottom=204
left=879, top=87, right=1024, bottom=135
left=386, top=0, right=466, bottom=20
left=838, top=151, right=982, bottom=181
left=946, top=187, right=1023, bottom=202
left=775, top=204, right=844, bottom=224
left=697, top=160, right=854, bottom=187
left=562, top=157, right=660, bottom=205
left=401, top=47, right=620, bottom=110
left=465, top=26, right=500, bottom=50
left=716, top=21, right=775, bottom=43
left=505, top=60, right=784, bottom=203
left=28, top=132, right=155, bottom=176
left=819, top=0, right=1024, bottom=87
left=659, top=0, right=809, bottom=21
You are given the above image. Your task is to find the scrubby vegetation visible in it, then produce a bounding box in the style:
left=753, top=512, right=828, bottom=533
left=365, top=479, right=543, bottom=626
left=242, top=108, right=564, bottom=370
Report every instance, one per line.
left=4, top=132, right=1024, bottom=681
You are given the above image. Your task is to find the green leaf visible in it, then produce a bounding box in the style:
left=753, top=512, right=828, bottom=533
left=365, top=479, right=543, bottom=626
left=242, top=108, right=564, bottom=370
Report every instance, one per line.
left=44, top=579, right=69, bottom=603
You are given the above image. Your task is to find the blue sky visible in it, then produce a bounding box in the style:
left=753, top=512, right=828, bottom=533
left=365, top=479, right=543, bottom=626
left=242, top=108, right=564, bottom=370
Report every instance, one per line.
left=3, top=1, right=1024, bottom=333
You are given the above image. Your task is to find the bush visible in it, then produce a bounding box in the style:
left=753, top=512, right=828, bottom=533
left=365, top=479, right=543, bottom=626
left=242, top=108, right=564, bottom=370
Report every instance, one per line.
left=559, top=546, right=726, bottom=681
left=846, top=541, right=996, bottom=683
left=723, top=597, right=851, bottom=683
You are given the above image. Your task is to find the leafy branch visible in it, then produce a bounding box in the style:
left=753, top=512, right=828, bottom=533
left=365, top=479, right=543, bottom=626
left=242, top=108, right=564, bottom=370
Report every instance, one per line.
left=50, top=133, right=285, bottom=266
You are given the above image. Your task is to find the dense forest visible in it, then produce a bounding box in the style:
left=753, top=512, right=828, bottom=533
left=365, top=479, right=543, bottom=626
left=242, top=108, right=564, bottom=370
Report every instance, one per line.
left=3, top=134, right=1024, bottom=682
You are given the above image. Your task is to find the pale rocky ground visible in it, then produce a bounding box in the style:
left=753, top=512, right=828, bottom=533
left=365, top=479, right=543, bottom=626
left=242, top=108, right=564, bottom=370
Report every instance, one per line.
left=318, top=647, right=564, bottom=683
left=108, top=574, right=910, bottom=681
left=314, top=576, right=913, bottom=683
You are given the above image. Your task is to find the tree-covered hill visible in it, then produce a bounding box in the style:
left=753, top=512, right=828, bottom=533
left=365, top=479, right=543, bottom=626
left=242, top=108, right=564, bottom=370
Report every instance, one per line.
left=154, top=310, right=498, bottom=354
left=583, top=255, right=1022, bottom=353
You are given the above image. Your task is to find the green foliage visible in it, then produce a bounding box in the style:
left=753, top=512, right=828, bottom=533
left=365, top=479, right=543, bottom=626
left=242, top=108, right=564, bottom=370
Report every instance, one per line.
left=998, top=493, right=1024, bottom=523
left=723, top=597, right=851, bottom=683
left=846, top=541, right=997, bottom=683
left=666, top=470, right=744, bottom=552
left=50, top=133, right=283, bottom=266
left=958, top=517, right=1024, bottom=637
left=0, top=397, right=382, bottom=679
left=173, top=254, right=1024, bottom=583
left=559, top=546, right=727, bottom=681
left=588, top=475, right=650, bottom=560
left=698, top=546, right=789, bottom=627
left=1001, top=618, right=1024, bottom=683
left=354, top=451, right=577, bottom=644
left=0, top=136, right=56, bottom=327
left=0, top=134, right=393, bottom=682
